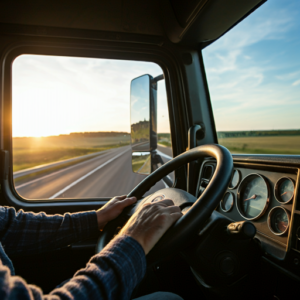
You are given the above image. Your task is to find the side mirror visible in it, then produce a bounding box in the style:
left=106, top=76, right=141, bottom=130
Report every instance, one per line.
left=132, top=152, right=151, bottom=174
left=130, top=74, right=158, bottom=174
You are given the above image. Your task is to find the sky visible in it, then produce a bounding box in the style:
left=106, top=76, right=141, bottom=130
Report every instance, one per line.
left=202, top=0, right=300, bottom=131
left=12, top=0, right=300, bottom=137
left=12, top=56, right=169, bottom=137
left=130, top=75, right=150, bottom=125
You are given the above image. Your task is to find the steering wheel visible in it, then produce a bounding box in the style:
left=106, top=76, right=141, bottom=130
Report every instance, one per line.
left=96, top=144, right=233, bottom=265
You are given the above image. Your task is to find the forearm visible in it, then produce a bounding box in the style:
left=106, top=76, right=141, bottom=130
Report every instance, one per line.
left=0, top=236, right=146, bottom=300
left=0, top=206, right=99, bottom=255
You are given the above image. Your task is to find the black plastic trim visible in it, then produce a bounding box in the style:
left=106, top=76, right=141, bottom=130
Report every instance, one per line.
left=0, top=36, right=189, bottom=209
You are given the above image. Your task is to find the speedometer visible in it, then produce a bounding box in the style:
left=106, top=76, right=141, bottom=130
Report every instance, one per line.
left=237, top=174, right=270, bottom=220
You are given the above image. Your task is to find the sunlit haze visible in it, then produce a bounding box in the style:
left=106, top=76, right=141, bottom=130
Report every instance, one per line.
left=13, top=56, right=169, bottom=137
left=203, top=0, right=300, bottom=131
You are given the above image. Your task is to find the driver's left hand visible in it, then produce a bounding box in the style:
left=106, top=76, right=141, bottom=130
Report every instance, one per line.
left=96, top=195, right=137, bottom=230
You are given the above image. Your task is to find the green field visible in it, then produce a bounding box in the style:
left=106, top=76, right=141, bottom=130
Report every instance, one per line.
left=219, top=136, right=300, bottom=154
left=13, top=130, right=300, bottom=173
left=158, top=133, right=172, bottom=148
left=13, top=133, right=130, bottom=172
left=132, top=154, right=151, bottom=174
left=157, top=132, right=300, bottom=155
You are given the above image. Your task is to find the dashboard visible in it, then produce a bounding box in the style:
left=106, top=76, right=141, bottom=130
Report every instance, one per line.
left=196, top=155, right=300, bottom=268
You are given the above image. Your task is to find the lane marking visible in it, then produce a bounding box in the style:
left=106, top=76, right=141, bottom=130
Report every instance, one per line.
left=49, top=149, right=130, bottom=199
left=15, top=148, right=126, bottom=189
left=157, top=150, right=172, bottom=160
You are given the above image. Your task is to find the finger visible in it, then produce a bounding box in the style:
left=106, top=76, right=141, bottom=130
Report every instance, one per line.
left=114, top=195, right=127, bottom=200
left=170, top=212, right=183, bottom=221
left=163, top=206, right=181, bottom=214
left=156, top=199, right=174, bottom=207
left=118, top=197, right=137, bottom=209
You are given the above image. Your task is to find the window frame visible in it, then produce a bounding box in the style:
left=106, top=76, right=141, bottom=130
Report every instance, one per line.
left=0, top=37, right=189, bottom=210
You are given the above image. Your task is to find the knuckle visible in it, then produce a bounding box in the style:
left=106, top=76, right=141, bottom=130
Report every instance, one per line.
left=164, top=199, right=174, bottom=205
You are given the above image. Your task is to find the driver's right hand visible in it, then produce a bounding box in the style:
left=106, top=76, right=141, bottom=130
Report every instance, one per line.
left=119, top=199, right=182, bottom=254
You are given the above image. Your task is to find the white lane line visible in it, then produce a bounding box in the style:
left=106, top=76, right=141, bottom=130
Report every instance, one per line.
left=157, top=150, right=172, bottom=160
left=15, top=148, right=126, bottom=189
left=49, top=149, right=130, bottom=199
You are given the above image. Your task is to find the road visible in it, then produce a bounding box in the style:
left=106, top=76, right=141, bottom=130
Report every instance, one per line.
left=15, top=145, right=173, bottom=200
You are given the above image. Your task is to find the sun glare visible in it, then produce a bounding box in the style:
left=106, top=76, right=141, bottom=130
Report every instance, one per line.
left=12, top=55, right=168, bottom=138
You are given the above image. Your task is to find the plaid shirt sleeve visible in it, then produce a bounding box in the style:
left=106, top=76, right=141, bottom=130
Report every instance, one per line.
left=0, top=235, right=147, bottom=300
left=0, top=206, right=99, bottom=255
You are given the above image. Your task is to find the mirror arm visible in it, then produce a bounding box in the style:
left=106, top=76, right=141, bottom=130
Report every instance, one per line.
left=152, top=74, right=164, bottom=83
left=151, top=151, right=173, bottom=187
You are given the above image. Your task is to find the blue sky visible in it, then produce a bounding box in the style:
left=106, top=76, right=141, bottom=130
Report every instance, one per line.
left=202, top=0, right=300, bottom=131
left=130, top=75, right=150, bottom=125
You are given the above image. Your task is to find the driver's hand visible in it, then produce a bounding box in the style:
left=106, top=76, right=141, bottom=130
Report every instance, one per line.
left=119, top=199, right=182, bottom=254
left=96, top=195, right=137, bottom=230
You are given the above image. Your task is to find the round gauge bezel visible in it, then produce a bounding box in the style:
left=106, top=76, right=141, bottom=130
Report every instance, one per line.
left=229, top=169, right=241, bottom=190
left=220, top=192, right=235, bottom=212
left=274, top=177, right=295, bottom=204
left=237, top=173, right=270, bottom=221
left=267, top=206, right=290, bottom=236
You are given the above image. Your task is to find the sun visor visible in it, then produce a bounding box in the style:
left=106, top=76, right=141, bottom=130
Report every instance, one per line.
left=159, top=0, right=265, bottom=45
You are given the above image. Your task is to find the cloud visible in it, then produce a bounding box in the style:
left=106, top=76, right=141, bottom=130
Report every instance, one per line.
left=203, top=0, right=300, bottom=131
left=292, top=79, right=300, bottom=86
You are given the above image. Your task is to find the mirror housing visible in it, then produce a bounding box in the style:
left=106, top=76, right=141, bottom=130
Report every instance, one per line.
left=130, top=74, right=157, bottom=153
left=130, top=74, right=159, bottom=175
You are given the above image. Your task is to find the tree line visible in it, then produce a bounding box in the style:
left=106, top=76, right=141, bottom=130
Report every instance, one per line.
left=217, top=130, right=300, bottom=139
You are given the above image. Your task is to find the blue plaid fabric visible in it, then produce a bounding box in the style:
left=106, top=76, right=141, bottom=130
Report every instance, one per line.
left=0, top=206, right=146, bottom=299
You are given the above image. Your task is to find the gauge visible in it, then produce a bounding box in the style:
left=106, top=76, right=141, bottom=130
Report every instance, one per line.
left=275, top=177, right=294, bottom=204
left=237, top=174, right=270, bottom=220
left=229, top=169, right=241, bottom=189
left=220, top=192, right=234, bottom=212
left=268, top=207, right=290, bottom=235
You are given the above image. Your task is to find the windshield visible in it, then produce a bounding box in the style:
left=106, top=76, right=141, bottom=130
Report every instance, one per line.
left=202, top=0, right=300, bottom=155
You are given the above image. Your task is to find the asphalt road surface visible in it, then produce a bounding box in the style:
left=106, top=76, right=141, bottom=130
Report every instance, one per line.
left=15, top=145, right=173, bottom=200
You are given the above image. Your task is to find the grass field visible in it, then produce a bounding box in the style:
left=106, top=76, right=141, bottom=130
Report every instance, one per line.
left=157, top=132, right=300, bottom=155
left=132, top=154, right=151, bottom=174
left=13, top=134, right=130, bottom=172
left=158, top=133, right=172, bottom=148
left=13, top=131, right=300, bottom=173
left=219, top=136, right=300, bottom=155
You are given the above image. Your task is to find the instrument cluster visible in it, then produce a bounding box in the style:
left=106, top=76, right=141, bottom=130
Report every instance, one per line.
left=225, top=171, right=294, bottom=236
left=197, top=162, right=297, bottom=244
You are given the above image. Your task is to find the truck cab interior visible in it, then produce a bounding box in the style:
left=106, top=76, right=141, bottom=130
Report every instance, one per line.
left=1, top=1, right=300, bottom=299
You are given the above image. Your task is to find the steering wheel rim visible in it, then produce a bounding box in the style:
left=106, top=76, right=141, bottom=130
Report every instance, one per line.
left=97, top=144, right=233, bottom=265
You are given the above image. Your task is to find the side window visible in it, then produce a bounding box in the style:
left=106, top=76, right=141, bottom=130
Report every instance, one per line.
left=12, top=55, right=172, bottom=200
left=202, top=0, right=300, bottom=155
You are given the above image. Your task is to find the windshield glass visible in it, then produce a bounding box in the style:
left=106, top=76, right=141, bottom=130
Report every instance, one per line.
left=202, top=0, right=300, bottom=155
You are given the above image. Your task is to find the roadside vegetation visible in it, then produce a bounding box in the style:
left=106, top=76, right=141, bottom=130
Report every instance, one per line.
left=217, top=130, right=300, bottom=154
left=13, top=132, right=130, bottom=172
left=158, top=133, right=172, bottom=148
left=158, top=131, right=300, bottom=155
left=132, top=154, right=151, bottom=174
left=13, top=129, right=300, bottom=176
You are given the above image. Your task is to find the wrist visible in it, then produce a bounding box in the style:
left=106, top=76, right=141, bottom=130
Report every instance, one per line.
left=96, top=210, right=108, bottom=231
left=119, top=228, right=148, bottom=254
